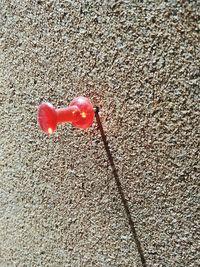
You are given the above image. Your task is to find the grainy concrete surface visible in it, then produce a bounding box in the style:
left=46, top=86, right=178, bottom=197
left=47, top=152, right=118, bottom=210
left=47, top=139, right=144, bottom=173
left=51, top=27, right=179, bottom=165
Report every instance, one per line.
left=0, top=1, right=199, bottom=266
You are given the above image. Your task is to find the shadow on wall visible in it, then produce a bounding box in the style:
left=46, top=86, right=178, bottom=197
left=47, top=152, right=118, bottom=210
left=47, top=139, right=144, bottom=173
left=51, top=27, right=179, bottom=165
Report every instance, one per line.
left=95, top=108, right=147, bottom=267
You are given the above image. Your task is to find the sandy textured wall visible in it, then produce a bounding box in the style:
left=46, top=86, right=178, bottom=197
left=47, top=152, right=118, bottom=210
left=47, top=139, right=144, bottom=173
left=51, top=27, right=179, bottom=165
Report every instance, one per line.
left=0, top=1, right=199, bottom=266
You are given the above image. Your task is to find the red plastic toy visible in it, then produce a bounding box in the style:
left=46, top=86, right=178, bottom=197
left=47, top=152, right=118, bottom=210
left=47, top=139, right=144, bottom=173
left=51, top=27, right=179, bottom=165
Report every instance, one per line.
left=37, top=96, right=95, bottom=134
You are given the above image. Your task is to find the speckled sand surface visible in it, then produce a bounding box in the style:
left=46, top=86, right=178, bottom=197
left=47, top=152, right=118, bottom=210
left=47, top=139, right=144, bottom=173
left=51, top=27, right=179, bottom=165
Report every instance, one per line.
left=0, top=1, right=199, bottom=266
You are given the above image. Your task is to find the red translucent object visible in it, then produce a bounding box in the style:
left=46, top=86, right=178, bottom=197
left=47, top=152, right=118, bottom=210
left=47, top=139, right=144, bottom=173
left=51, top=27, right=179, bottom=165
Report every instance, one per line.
left=37, top=96, right=94, bottom=134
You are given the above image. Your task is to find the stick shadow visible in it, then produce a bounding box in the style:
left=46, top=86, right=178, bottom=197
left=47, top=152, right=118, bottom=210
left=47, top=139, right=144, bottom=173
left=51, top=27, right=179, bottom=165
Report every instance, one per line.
left=95, top=109, right=147, bottom=267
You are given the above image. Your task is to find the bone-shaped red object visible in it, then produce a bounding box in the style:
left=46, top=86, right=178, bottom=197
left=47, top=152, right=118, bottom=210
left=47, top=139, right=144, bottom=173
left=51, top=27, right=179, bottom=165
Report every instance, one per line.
left=37, top=96, right=94, bottom=134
